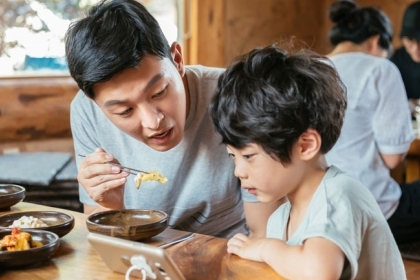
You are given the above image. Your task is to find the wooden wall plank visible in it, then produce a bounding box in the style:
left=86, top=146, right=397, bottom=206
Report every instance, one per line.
left=0, top=76, right=79, bottom=143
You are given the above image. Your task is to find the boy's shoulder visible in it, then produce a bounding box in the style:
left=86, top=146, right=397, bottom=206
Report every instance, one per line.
left=321, top=166, right=381, bottom=211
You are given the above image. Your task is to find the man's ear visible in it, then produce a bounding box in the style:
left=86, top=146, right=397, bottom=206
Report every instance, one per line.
left=297, top=129, right=322, bottom=161
left=170, top=42, right=185, bottom=76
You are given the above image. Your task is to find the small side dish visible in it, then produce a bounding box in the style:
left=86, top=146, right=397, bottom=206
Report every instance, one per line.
left=0, top=227, right=43, bottom=251
left=134, top=171, right=168, bottom=189
left=9, top=215, right=48, bottom=228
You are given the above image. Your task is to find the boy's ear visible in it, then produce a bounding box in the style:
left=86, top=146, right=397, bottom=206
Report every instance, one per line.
left=170, top=42, right=185, bottom=76
left=297, top=129, right=322, bottom=161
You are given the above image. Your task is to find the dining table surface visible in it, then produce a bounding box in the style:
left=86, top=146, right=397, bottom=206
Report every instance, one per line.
left=0, top=202, right=285, bottom=280
left=1, top=202, right=420, bottom=280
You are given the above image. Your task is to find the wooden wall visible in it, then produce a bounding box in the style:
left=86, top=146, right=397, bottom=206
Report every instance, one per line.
left=0, top=0, right=415, bottom=155
left=185, top=0, right=416, bottom=67
left=0, top=76, right=78, bottom=154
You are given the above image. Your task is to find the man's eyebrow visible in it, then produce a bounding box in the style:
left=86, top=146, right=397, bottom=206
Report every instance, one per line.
left=104, top=99, right=127, bottom=108
left=103, top=72, right=164, bottom=108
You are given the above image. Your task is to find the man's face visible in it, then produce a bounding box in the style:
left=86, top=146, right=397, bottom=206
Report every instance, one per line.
left=93, top=54, right=187, bottom=151
left=402, top=37, right=420, bottom=62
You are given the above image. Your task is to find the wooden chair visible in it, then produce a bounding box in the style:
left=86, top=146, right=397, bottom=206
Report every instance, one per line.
left=391, top=138, right=420, bottom=184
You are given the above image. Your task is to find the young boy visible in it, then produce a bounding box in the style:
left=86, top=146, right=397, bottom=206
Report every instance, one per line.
left=209, top=45, right=406, bottom=279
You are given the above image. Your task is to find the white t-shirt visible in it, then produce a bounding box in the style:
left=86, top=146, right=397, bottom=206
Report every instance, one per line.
left=267, top=166, right=406, bottom=280
left=326, top=52, right=415, bottom=218
left=70, top=65, right=258, bottom=238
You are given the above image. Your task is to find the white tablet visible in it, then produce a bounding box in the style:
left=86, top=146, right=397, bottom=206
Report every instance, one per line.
left=87, top=232, right=186, bottom=280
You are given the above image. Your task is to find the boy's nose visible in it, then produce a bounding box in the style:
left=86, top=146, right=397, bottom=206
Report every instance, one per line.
left=234, top=165, right=248, bottom=180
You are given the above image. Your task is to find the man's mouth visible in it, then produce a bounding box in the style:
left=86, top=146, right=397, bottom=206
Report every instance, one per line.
left=150, top=128, right=171, bottom=139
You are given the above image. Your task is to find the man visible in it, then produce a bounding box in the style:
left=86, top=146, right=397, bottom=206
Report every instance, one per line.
left=65, top=0, right=282, bottom=238
left=390, top=1, right=420, bottom=103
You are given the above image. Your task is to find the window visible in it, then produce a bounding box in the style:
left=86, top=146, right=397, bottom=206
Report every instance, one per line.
left=0, top=0, right=180, bottom=76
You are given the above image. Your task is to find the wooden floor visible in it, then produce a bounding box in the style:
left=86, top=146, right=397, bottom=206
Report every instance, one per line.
left=404, top=259, right=420, bottom=279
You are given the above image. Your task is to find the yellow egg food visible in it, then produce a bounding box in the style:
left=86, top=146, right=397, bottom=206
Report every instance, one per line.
left=134, top=171, right=168, bottom=189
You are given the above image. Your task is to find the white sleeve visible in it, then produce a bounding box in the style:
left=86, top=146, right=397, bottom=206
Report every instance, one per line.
left=372, top=61, right=415, bottom=154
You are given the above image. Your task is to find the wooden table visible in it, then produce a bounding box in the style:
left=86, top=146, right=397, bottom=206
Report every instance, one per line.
left=0, top=202, right=284, bottom=280
left=1, top=203, right=419, bottom=280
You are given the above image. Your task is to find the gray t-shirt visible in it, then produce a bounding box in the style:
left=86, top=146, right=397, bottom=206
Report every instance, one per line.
left=326, top=52, right=415, bottom=219
left=70, top=65, right=258, bottom=238
left=267, top=166, right=406, bottom=280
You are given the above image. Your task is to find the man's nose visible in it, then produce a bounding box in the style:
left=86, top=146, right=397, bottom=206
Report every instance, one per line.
left=140, top=105, right=164, bottom=129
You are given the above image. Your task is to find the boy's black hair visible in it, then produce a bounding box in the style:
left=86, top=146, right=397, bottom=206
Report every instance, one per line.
left=65, top=0, right=172, bottom=99
left=209, top=45, right=347, bottom=164
left=328, top=0, right=393, bottom=53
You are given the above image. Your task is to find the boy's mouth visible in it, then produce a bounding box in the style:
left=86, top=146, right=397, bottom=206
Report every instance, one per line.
left=243, top=187, right=257, bottom=195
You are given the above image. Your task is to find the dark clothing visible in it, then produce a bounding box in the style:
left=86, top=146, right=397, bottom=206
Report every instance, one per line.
left=387, top=180, right=420, bottom=244
left=390, top=47, right=420, bottom=100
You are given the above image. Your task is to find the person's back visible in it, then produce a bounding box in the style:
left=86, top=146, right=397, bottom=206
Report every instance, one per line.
left=325, top=0, right=419, bottom=246
left=327, top=52, right=412, bottom=218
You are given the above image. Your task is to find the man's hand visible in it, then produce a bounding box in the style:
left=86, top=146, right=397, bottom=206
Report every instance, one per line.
left=77, top=148, right=129, bottom=213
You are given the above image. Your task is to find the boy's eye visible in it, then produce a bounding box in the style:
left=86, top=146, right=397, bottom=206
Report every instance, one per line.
left=228, top=153, right=235, bottom=160
left=243, top=154, right=254, bottom=160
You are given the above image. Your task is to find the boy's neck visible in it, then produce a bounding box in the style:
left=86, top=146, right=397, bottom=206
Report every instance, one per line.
left=285, top=157, right=329, bottom=239
left=287, top=156, right=329, bottom=213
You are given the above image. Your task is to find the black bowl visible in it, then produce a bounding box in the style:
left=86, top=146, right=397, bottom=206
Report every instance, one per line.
left=86, top=209, right=168, bottom=241
left=0, top=211, right=75, bottom=238
left=0, top=228, right=60, bottom=268
left=0, top=184, right=25, bottom=210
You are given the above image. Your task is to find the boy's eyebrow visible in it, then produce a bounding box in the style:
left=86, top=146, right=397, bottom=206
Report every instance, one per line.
left=104, top=72, right=164, bottom=108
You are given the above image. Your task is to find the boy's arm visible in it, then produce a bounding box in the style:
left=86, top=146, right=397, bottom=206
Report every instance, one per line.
left=228, top=235, right=345, bottom=280
left=263, top=237, right=345, bottom=279
left=243, top=197, right=286, bottom=238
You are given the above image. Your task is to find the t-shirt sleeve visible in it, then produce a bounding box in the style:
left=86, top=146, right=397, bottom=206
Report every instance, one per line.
left=297, top=176, right=372, bottom=279
left=70, top=91, right=101, bottom=206
left=371, top=61, right=414, bottom=154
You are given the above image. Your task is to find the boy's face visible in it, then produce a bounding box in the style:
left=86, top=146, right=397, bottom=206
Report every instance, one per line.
left=227, top=143, right=303, bottom=203
left=92, top=53, right=187, bottom=152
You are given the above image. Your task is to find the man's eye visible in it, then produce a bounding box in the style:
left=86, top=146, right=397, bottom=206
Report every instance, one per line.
left=117, top=108, right=133, bottom=116
left=153, top=87, right=167, bottom=98
left=228, top=153, right=235, bottom=160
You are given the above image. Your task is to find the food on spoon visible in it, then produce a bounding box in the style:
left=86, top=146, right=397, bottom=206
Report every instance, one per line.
left=134, top=171, right=168, bottom=189
left=8, top=215, right=48, bottom=228
left=0, top=227, right=43, bottom=251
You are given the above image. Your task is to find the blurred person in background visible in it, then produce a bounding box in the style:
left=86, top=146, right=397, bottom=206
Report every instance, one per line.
left=325, top=0, right=419, bottom=245
left=391, top=1, right=420, bottom=110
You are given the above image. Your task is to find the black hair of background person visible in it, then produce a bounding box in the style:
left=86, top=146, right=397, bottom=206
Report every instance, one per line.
left=328, top=0, right=393, bottom=54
